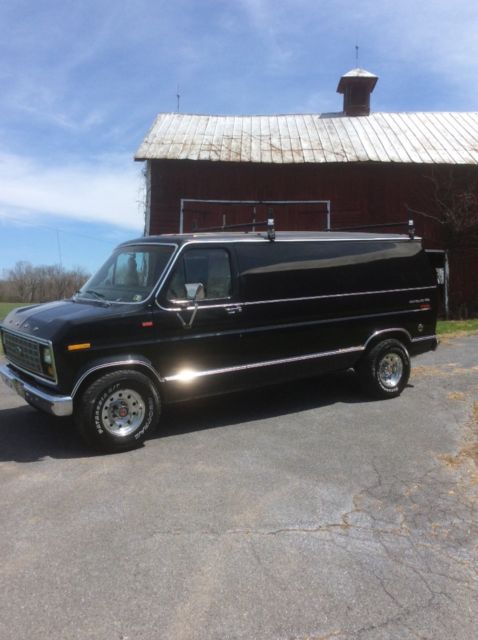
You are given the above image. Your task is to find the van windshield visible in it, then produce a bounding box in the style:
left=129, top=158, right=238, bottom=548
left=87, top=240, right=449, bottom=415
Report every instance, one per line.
left=75, top=244, right=175, bottom=303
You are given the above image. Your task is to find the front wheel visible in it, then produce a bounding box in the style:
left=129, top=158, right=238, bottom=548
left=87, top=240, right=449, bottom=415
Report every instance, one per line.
left=356, top=339, right=410, bottom=399
left=74, top=369, right=161, bottom=452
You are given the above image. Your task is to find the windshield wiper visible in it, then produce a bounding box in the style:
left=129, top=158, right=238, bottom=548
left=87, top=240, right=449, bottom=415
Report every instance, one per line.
left=85, top=289, right=106, bottom=299
left=76, top=289, right=111, bottom=306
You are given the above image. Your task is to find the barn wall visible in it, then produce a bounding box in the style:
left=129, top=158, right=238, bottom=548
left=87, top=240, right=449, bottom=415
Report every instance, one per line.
left=148, top=160, right=447, bottom=237
left=146, top=159, right=478, bottom=313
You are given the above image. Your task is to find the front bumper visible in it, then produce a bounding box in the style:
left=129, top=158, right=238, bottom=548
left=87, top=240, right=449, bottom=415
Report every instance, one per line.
left=0, top=364, right=73, bottom=417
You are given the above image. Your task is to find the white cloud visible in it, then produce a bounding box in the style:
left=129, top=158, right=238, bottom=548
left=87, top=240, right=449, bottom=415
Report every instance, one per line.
left=0, top=152, right=144, bottom=231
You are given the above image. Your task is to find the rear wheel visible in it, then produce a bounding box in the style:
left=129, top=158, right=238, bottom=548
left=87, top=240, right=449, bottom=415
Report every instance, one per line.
left=74, top=369, right=161, bottom=452
left=356, top=339, right=410, bottom=399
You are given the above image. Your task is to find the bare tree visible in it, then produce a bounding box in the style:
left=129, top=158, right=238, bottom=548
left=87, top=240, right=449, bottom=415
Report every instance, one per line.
left=6, top=262, right=39, bottom=303
left=407, top=167, right=478, bottom=248
left=1, top=262, right=89, bottom=303
left=407, top=167, right=478, bottom=317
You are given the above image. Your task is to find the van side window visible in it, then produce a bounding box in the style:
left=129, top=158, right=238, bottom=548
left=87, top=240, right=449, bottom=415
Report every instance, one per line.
left=166, top=248, right=232, bottom=301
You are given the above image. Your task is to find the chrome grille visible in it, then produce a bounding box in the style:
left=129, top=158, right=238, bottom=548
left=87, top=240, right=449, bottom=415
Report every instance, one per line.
left=3, top=331, right=43, bottom=377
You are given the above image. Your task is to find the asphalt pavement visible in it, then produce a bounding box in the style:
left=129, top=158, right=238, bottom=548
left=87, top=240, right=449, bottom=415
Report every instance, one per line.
left=0, top=336, right=477, bottom=640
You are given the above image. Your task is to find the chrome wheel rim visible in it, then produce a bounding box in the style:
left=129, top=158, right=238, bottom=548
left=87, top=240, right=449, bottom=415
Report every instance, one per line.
left=378, top=353, right=403, bottom=389
left=100, top=388, right=145, bottom=437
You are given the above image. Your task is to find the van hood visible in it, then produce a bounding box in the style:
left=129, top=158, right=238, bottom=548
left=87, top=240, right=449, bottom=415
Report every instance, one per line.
left=1, top=300, right=142, bottom=343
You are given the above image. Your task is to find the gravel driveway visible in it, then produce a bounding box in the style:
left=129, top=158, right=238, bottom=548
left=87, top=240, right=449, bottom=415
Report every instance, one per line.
left=0, top=336, right=477, bottom=640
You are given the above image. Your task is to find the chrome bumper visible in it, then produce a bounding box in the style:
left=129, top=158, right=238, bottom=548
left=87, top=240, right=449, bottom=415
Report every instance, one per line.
left=0, top=363, right=73, bottom=417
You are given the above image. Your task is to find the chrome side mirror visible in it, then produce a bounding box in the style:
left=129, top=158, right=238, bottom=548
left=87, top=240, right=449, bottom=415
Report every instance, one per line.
left=171, top=282, right=205, bottom=329
left=169, top=282, right=205, bottom=308
left=185, top=282, right=205, bottom=301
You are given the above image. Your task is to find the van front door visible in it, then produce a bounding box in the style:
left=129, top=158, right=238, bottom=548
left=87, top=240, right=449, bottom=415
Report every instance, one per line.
left=153, top=244, right=244, bottom=399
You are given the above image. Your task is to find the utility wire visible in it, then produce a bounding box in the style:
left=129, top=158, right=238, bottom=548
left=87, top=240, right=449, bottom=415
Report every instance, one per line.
left=0, top=212, right=123, bottom=245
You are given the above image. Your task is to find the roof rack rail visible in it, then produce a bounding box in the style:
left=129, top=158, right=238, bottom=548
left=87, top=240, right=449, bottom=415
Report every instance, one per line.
left=331, top=220, right=415, bottom=239
left=193, top=218, right=276, bottom=241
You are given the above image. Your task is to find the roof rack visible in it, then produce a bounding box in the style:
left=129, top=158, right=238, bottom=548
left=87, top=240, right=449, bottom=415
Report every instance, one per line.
left=193, top=218, right=415, bottom=241
left=194, top=218, right=276, bottom=241
left=331, top=219, right=415, bottom=239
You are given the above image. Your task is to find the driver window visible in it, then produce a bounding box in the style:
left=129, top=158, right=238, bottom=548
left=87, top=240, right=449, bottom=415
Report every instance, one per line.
left=166, top=249, right=232, bottom=301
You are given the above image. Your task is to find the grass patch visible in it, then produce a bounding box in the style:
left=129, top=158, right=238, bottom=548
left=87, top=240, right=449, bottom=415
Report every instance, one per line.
left=437, top=319, right=478, bottom=336
left=0, top=302, right=27, bottom=321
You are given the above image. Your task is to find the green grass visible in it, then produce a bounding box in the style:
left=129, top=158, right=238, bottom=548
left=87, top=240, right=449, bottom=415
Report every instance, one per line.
left=0, top=302, right=27, bottom=322
left=436, top=319, right=478, bottom=335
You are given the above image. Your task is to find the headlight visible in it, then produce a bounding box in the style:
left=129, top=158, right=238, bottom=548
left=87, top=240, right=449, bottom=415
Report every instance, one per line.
left=40, top=345, right=56, bottom=380
left=42, top=346, right=53, bottom=365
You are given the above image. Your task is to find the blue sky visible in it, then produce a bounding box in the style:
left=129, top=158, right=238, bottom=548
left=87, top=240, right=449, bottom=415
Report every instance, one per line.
left=1, top=0, right=477, bottom=275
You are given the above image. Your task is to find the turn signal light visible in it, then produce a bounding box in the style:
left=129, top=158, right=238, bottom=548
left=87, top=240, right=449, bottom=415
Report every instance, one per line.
left=67, top=343, right=91, bottom=351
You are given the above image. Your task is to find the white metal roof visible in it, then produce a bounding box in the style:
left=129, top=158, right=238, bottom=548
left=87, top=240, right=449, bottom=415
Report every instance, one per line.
left=341, top=67, right=378, bottom=79
left=135, top=112, right=478, bottom=165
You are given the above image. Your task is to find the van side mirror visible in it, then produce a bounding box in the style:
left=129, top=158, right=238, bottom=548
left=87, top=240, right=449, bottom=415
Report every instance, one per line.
left=169, top=282, right=205, bottom=308
left=168, top=283, right=206, bottom=328
left=185, top=282, right=205, bottom=301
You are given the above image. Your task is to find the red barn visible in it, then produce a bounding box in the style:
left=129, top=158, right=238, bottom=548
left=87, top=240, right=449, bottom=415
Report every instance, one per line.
left=135, top=68, right=478, bottom=315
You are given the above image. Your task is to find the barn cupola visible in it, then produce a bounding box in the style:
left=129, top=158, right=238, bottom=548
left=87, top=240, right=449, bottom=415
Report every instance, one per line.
left=337, top=68, right=378, bottom=116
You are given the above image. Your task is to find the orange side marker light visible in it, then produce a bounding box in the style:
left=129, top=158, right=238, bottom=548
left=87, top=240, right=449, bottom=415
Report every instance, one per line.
left=67, top=343, right=91, bottom=351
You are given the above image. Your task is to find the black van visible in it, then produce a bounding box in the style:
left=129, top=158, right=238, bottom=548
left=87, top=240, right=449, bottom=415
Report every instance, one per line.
left=0, top=229, right=438, bottom=452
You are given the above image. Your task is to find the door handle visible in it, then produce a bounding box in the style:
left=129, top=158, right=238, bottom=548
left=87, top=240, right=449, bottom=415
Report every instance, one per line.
left=225, top=304, right=243, bottom=315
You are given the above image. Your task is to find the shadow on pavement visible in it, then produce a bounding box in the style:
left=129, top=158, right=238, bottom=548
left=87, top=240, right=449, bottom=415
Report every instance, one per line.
left=158, top=369, right=367, bottom=438
left=0, top=370, right=377, bottom=463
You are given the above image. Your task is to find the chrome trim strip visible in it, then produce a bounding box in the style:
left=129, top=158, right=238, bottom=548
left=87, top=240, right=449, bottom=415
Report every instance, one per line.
left=71, top=359, right=163, bottom=398
left=69, top=334, right=439, bottom=394
left=0, top=364, right=72, bottom=417
left=173, top=237, right=419, bottom=244
left=163, top=346, right=364, bottom=383
left=157, top=284, right=437, bottom=313
left=152, top=308, right=432, bottom=345
left=162, top=330, right=437, bottom=384
left=411, top=334, right=437, bottom=343
left=363, top=328, right=413, bottom=349
left=363, top=330, right=437, bottom=350
left=242, top=286, right=437, bottom=308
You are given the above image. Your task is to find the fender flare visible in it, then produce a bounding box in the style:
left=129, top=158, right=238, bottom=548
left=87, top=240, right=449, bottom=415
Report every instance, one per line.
left=363, top=328, right=412, bottom=352
left=71, top=355, right=163, bottom=399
